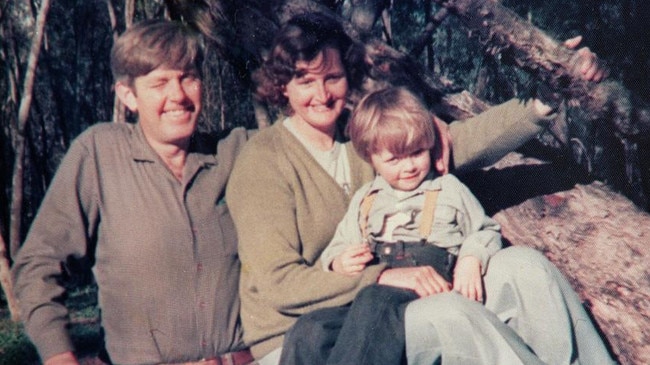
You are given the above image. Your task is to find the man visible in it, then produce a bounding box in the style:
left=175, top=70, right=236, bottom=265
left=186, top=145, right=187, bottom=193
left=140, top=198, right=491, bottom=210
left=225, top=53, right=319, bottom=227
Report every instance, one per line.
left=12, top=19, right=254, bottom=365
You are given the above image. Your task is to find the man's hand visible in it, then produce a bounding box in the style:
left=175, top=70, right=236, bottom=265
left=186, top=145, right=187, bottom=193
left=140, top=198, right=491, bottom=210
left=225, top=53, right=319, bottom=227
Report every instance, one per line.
left=564, top=36, right=609, bottom=83
left=331, top=244, right=373, bottom=275
left=534, top=36, right=609, bottom=117
left=377, top=266, right=451, bottom=297
left=44, top=352, right=80, bottom=365
left=453, top=256, right=484, bottom=302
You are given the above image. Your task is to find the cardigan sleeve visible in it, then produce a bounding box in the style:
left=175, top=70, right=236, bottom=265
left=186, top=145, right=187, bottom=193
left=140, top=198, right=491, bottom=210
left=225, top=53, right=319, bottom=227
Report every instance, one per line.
left=448, top=98, right=555, bottom=173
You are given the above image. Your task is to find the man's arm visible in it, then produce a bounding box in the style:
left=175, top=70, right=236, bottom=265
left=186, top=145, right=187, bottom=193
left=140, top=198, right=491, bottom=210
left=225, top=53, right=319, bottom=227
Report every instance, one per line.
left=443, top=40, right=606, bottom=173
left=12, top=137, right=99, bottom=363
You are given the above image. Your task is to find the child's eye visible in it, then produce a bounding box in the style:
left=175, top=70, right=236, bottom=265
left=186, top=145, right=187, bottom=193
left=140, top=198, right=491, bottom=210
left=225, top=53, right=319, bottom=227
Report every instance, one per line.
left=385, top=157, right=399, bottom=165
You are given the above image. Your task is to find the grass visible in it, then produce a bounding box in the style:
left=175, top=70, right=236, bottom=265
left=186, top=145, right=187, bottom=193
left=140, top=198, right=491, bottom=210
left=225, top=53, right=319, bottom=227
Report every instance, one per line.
left=0, top=284, right=103, bottom=365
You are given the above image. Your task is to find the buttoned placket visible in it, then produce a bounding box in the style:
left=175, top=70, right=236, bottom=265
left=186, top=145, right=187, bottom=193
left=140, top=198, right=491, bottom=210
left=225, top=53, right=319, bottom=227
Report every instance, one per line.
left=176, top=153, right=211, bottom=357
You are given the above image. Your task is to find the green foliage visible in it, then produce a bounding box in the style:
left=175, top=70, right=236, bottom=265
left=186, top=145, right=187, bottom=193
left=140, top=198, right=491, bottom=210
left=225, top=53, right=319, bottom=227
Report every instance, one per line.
left=0, top=284, right=101, bottom=365
left=0, top=319, right=38, bottom=365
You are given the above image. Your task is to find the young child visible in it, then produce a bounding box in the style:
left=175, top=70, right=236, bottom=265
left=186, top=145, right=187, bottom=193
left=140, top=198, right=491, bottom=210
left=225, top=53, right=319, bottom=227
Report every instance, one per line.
left=280, top=86, right=503, bottom=365
left=322, top=86, right=502, bottom=299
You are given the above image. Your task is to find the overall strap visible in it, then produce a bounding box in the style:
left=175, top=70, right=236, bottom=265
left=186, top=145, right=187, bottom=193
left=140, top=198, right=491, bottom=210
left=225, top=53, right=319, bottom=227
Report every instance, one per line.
left=418, top=189, right=440, bottom=239
left=359, top=188, right=440, bottom=241
left=359, top=190, right=378, bottom=240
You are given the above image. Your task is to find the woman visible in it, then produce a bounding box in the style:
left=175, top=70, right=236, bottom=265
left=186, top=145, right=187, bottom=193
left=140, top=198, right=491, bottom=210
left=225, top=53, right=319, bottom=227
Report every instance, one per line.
left=227, top=12, right=613, bottom=365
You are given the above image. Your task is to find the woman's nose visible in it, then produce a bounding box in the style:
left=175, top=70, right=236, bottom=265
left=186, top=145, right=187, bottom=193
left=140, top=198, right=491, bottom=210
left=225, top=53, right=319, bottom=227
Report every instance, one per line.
left=314, top=80, right=330, bottom=101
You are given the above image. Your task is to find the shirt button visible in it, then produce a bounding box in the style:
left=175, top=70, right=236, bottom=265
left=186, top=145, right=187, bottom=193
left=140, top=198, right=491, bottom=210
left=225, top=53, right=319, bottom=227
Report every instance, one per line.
left=197, top=263, right=203, bottom=272
left=199, top=300, right=206, bottom=309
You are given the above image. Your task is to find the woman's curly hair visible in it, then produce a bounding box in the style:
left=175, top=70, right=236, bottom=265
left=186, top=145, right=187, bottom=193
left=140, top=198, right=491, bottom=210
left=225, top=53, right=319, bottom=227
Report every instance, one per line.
left=253, top=12, right=367, bottom=112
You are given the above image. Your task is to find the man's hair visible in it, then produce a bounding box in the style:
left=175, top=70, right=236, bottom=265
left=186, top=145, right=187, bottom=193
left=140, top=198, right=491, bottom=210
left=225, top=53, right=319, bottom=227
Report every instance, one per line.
left=110, top=19, right=203, bottom=86
left=348, top=87, right=439, bottom=163
left=253, top=12, right=365, bottom=111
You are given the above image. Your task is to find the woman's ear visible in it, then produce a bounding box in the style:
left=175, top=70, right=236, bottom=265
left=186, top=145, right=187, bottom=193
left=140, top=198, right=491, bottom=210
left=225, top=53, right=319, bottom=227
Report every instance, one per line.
left=115, top=81, right=138, bottom=112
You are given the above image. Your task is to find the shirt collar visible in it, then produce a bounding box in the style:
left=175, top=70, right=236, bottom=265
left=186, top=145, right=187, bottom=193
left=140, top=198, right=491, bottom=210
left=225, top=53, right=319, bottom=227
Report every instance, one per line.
left=368, top=171, right=442, bottom=199
left=130, top=122, right=217, bottom=168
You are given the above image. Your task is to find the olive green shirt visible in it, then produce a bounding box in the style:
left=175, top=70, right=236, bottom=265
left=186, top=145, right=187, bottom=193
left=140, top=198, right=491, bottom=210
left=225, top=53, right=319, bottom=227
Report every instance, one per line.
left=12, top=122, right=249, bottom=365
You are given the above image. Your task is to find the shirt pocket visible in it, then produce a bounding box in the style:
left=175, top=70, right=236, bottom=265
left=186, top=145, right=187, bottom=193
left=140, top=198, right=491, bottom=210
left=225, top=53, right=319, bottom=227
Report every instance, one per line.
left=430, top=205, right=463, bottom=247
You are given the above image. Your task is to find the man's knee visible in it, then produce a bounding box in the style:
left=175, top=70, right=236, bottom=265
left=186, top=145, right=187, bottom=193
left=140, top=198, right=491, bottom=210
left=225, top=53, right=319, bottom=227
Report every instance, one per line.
left=487, top=246, right=552, bottom=278
left=405, top=292, right=480, bottom=326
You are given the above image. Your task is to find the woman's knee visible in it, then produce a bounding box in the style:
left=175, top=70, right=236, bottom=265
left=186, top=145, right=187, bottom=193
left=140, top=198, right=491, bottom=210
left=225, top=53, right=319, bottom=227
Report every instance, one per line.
left=285, top=307, right=347, bottom=345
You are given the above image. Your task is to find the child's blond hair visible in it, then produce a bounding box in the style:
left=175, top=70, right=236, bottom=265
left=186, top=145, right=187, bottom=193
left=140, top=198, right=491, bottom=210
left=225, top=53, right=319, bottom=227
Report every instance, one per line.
left=348, top=87, right=439, bottom=162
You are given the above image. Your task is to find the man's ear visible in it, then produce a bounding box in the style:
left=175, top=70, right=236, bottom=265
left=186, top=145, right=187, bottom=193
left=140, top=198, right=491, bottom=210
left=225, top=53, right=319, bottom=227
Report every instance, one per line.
left=115, top=81, right=138, bottom=112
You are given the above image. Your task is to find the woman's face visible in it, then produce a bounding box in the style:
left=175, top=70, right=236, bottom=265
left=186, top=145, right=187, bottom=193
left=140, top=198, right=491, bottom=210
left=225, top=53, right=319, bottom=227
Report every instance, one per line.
left=283, top=46, right=348, bottom=139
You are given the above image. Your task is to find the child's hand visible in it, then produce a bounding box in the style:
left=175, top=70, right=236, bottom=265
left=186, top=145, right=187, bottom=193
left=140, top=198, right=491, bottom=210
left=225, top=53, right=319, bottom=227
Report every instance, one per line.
left=453, top=256, right=484, bottom=302
left=331, top=243, right=374, bottom=275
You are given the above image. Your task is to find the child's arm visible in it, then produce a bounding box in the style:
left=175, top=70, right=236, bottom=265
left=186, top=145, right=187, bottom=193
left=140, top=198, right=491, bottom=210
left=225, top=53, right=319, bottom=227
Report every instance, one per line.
left=453, top=256, right=483, bottom=301
left=331, top=243, right=374, bottom=275
left=321, top=184, right=377, bottom=272
left=439, top=175, right=502, bottom=301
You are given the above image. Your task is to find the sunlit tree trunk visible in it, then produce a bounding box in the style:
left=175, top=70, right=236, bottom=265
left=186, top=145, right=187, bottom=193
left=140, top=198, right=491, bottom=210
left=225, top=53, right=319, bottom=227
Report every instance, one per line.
left=3, top=0, right=52, bottom=322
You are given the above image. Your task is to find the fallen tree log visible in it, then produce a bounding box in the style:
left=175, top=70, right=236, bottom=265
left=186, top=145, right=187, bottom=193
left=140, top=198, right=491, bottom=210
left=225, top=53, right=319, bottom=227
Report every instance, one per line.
left=462, top=151, right=650, bottom=365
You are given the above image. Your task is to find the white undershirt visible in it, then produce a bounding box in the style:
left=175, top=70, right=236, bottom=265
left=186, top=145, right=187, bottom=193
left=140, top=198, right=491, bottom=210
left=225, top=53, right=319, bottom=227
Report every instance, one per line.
left=284, top=118, right=352, bottom=195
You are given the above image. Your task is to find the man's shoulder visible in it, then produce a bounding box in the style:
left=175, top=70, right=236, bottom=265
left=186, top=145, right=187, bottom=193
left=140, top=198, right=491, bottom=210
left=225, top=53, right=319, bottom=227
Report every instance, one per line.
left=75, top=122, right=135, bottom=142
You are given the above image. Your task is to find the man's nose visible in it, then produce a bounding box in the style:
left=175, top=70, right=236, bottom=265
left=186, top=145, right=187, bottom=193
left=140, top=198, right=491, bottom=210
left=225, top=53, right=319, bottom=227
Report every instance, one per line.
left=167, top=78, right=186, bottom=100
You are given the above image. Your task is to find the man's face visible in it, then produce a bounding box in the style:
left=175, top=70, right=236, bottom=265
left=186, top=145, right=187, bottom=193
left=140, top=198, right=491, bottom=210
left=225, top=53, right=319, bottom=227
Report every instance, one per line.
left=370, top=147, right=431, bottom=192
left=118, top=67, right=202, bottom=148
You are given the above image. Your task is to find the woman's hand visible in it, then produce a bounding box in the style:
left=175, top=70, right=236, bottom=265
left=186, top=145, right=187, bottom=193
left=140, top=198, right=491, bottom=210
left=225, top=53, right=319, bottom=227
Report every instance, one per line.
left=331, top=244, right=373, bottom=275
left=432, top=116, right=451, bottom=175
left=453, top=256, right=484, bottom=302
left=377, top=266, right=451, bottom=297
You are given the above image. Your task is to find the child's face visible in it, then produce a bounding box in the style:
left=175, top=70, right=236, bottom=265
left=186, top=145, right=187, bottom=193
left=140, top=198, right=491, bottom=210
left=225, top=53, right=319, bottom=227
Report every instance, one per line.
left=370, top=147, right=431, bottom=192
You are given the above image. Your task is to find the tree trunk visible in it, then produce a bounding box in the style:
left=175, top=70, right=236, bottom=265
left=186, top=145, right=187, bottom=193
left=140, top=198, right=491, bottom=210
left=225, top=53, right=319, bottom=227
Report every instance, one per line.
left=0, top=234, right=19, bottom=321
left=4, top=0, right=52, bottom=322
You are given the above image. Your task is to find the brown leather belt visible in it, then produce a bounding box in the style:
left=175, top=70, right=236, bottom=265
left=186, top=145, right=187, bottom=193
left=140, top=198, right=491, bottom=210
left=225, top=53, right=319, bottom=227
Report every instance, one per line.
left=164, top=349, right=256, bottom=365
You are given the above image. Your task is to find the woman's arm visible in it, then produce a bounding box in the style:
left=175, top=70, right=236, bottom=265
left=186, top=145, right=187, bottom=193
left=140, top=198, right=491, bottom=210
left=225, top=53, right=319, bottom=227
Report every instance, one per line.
left=226, top=136, right=384, bottom=315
